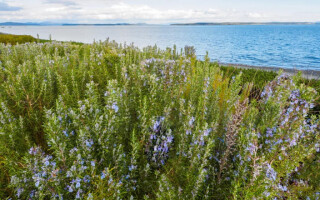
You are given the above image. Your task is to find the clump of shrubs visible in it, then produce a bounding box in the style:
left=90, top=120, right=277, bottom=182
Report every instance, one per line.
left=0, top=40, right=319, bottom=199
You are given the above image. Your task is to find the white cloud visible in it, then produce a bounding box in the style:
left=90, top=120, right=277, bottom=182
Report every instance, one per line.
left=0, top=0, right=319, bottom=23
left=0, top=1, right=22, bottom=11
left=45, top=0, right=77, bottom=6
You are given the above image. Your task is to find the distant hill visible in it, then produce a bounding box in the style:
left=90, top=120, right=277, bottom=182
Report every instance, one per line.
left=0, top=22, right=42, bottom=26
left=0, top=22, right=147, bottom=26
left=62, top=23, right=139, bottom=26
left=171, top=22, right=317, bottom=26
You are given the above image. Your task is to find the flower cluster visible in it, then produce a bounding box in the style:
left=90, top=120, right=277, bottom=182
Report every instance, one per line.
left=146, top=117, right=174, bottom=166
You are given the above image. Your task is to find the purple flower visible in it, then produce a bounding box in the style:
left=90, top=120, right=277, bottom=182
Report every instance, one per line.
left=266, top=164, right=277, bottom=181
left=246, top=143, right=256, bottom=155
left=67, top=185, right=73, bottom=193
left=101, top=172, right=106, bottom=179
left=17, top=188, right=23, bottom=197
left=203, top=128, right=212, bottom=136
left=76, top=190, right=81, bottom=199
left=150, top=134, right=156, bottom=140
left=29, top=147, right=35, bottom=155
left=167, top=135, right=173, bottom=143
left=75, top=178, right=81, bottom=188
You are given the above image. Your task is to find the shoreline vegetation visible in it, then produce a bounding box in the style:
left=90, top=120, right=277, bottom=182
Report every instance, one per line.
left=218, top=62, right=320, bottom=80
left=0, top=33, right=319, bottom=199
left=1, top=32, right=319, bottom=80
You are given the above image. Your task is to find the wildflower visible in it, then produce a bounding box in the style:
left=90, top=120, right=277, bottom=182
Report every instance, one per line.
left=63, top=130, right=68, bottom=137
left=150, top=134, right=156, bottom=140
left=80, top=104, right=85, bottom=112
left=167, top=135, right=173, bottom=143
left=87, top=193, right=93, bottom=200
left=266, top=164, right=277, bottom=181
left=76, top=190, right=81, bottom=199
left=29, top=147, right=35, bottom=155
left=203, top=128, right=212, bottom=136
left=189, top=117, right=195, bottom=126
left=67, top=185, right=73, bottom=193
left=112, top=103, right=119, bottom=112
left=17, top=188, right=23, bottom=197
left=85, top=139, right=94, bottom=148
left=44, top=160, right=50, bottom=167
left=101, top=172, right=106, bottom=179
left=278, top=184, right=288, bottom=192
left=246, top=143, right=256, bottom=155
left=83, top=175, right=90, bottom=183
left=91, top=161, right=95, bottom=167
left=316, top=144, right=320, bottom=153
left=35, top=180, right=40, bottom=187
left=75, top=178, right=81, bottom=188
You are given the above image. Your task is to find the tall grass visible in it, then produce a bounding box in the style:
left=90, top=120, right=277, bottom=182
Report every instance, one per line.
left=0, top=40, right=319, bottom=199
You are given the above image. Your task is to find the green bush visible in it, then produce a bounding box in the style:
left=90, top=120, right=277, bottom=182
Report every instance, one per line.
left=0, top=40, right=319, bottom=199
left=0, top=34, right=37, bottom=45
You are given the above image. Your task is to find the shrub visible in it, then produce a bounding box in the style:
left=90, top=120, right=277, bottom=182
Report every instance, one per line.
left=0, top=40, right=319, bottom=199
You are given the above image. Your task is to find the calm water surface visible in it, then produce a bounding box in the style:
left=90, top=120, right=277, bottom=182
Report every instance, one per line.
left=2, top=25, right=320, bottom=70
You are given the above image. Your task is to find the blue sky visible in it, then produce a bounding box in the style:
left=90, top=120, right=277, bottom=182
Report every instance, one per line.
left=0, top=0, right=320, bottom=23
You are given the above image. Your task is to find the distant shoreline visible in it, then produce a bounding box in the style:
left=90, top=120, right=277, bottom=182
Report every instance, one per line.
left=0, top=22, right=319, bottom=26
left=171, top=22, right=318, bottom=26
left=218, top=62, right=320, bottom=80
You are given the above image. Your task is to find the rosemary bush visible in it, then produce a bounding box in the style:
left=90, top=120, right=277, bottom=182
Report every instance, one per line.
left=0, top=40, right=319, bottom=199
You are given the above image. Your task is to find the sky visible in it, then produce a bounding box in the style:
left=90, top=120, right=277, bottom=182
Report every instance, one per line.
left=0, top=0, right=320, bottom=24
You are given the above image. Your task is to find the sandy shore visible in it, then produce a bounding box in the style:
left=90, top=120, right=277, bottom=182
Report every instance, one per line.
left=219, top=62, right=320, bottom=80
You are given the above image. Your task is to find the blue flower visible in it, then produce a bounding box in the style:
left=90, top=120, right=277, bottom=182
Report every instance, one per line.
left=45, top=160, right=50, bottom=166
left=150, top=134, right=156, bottom=140
left=167, top=135, right=173, bottom=143
left=63, top=130, right=68, bottom=137
left=85, top=139, right=94, bottom=148
left=35, top=180, right=40, bottom=187
left=67, top=185, right=73, bottom=193
left=101, top=172, right=106, bottom=179
left=29, top=147, right=35, bottom=155
left=203, top=128, right=212, bottom=136
left=91, top=161, right=95, bottom=167
left=76, top=190, right=80, bottom=199
left=112, top=103, right=119, bottom=112
left=266, top=164, right=277, bottom=181
left=75, top=178, right=81, bottom=188
left=129, top=165, right=136, bottom=171
left=17, top=188, right=23, bottom=197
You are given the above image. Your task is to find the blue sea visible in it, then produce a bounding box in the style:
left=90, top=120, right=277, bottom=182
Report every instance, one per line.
left=2, top=25, right=320, bottom=70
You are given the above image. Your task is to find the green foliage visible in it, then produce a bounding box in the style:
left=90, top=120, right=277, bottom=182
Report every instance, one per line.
left=0, top=34, right=37, bottom=45
left=0, top=40, right=319, bottom=199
